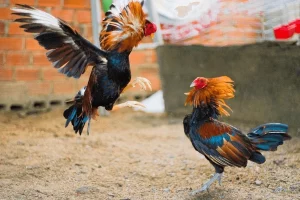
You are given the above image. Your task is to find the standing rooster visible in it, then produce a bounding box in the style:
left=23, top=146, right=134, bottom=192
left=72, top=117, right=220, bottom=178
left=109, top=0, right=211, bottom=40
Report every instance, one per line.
left=183, top=76, right=291, bottom=194
left=12, top=1, right=157, bottom=134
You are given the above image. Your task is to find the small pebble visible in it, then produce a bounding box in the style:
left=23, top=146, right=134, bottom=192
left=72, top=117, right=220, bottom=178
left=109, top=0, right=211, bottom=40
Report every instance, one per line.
left=26, top=165, right=38, bottom=170
left=167, top=173, right=175, bottom=177
left=108, top=193, right=114, bottom=197
left=255, top=180, right=262, bottom=185
left=76, top=186, right=99, bottom=194
left=274, top=186, right=284, bottom=193
left=290, top=183, right=300, bottom=191
left=117, top=183, right=123, bottom=187
left=17, top=141, right=25, bottom=145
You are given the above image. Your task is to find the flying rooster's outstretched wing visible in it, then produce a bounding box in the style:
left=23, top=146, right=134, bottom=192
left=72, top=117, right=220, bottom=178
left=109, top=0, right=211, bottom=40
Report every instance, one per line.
left=11, top=4, right=107, bottom=79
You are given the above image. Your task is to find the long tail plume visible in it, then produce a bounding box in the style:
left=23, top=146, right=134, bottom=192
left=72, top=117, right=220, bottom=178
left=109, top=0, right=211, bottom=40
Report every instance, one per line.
left=247, top=123, right=291, bottom=151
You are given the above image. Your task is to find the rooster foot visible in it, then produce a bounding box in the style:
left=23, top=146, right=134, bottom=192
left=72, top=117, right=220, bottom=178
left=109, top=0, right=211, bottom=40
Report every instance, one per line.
left=131, top=77, right=152, bottom=91
left=114, top=101, right=145, bottom=110
left=190, top=173, right=223, bottom=195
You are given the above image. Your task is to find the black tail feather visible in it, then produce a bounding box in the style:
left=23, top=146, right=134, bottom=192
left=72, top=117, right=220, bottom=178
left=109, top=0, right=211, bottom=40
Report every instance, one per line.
left=249, top=151, right=266, bottom=164
left=63, top=105, right=90, bottom=135
left=248, top=123, right=291, bottom=152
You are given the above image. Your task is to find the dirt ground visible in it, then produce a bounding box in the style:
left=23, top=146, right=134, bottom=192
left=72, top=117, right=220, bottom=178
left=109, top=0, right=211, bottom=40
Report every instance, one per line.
left=0, top=109, right=299, bottom=200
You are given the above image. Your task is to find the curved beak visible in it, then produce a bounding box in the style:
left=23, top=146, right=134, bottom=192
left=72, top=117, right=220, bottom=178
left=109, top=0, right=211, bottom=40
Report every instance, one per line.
left=151, top=33, right=155, bottom=39
left=190, top=81, right=196, bottom=88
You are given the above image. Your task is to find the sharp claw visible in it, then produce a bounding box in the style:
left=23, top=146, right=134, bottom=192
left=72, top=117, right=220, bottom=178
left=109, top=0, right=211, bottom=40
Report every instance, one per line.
left=138, top=103, right=146, bottom=108
left=124, top=101, right=146, bottom=109
left=146, top=82, right=152, bottom=91
left=141, top=82, right=146, bottom=90
left=132, top=77, right=152, bottom=91
left=135, top=101, right=146, bottom=108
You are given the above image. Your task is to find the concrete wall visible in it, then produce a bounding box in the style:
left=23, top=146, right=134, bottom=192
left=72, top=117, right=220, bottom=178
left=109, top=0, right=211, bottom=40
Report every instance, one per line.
left=157, top=42, right=300, bottom=131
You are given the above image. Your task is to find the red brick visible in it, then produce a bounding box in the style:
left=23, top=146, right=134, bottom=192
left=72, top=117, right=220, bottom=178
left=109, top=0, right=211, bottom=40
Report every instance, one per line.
left=179, top=35, right=201, bottom=45
left=139, top=68, right=161, bottom=91
left=228, top=39, right=249, bottom=45
left=15, top=69, right=40, bottom=81
left=141, top=36, right=153, bottom=44
left=75, top=10, right=91, bottom=23
left=183, top=36, right=207, bottom=45
left=51, top=9, right=74, bottom=22
left=130, top=51, right=147, bottom=65
left=42, top=68, right=65, bottom=81
left=0, top=0, right=7, bottom=6
left=151, top=50, right=157, bottom=63
left=225, top=30, right=245, bottom=38
left=217, top=40, right=229, bottom=46
left=207, top=29, right=224, bottom=38
left=6, top=52, right=30, bottom=66
left=53, top=81, right=75, bottom=94
left=11, top=0, right=35, bottom=5
left=244, top=31, right=260, bottom=39
left=86, top=36, right=93, bottom=43
left=63, top=0, right=90, bottom=8
left=233, top=16, right=261, bottom=25
left=25, top=38, right=44, bottom=51
left=0, top=8, right=13, bottom=20
left=33, top=53, right=50, bottom=66
left=85, top=24, right=93, bottom=38
left=235, top=22, right=262, bottom=30
left=0, top=38, right=24, bottom=50
left=201, top=39, right=219, bottom=46
left=81, top=67, right=92, bottom=78
left=8, top=23, right=29, bottom=35
left=73, top=24, right=86, bottom=35
left=143, top=49, right=157, bottom=63
left=77, top=77, right=89, bottom=91
left=0, top=52, right=4, bottom=66
left=27, top=81, right=52, bottom=95
left=0, top=69, right=14, bottom=81
left=0, top=21, right=5, bottom=35
left=38, top=0, right=61, bottom=7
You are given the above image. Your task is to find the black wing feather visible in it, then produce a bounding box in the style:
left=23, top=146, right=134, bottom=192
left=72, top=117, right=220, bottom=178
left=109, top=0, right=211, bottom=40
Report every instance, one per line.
left=12, top=4, right=107, bottom=79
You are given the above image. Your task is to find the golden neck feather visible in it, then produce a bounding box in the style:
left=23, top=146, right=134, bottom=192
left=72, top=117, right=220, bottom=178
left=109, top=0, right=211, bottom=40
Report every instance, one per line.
left=100, top=1, right=146, bottom=52
left=185, top=76, right=235, bottom=116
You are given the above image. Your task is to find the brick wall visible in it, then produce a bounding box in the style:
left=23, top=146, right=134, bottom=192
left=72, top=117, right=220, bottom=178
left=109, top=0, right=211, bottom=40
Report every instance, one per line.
left=0, top=0, right=158, bottom=112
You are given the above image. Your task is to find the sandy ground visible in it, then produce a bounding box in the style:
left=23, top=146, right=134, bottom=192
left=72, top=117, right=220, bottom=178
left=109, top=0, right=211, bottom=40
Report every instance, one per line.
left=0, top=109, right=299, bottom=200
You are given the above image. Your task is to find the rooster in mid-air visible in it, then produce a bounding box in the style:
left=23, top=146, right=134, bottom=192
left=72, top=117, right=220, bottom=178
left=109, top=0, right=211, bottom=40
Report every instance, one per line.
left=12, top=1, right=157, bottom=134
left=183, top=76, right=291, bottom=194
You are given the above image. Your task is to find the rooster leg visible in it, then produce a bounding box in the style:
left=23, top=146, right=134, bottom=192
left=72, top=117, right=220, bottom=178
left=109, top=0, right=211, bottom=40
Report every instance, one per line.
left=131, top=77, right=152, bottom=91
left=191, top=173, right=223, bottom=195
left=112, top=101, right=145, bottom=111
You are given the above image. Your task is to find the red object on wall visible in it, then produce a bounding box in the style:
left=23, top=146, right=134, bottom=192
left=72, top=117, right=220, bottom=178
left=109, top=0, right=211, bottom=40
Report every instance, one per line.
left=289, top=19, right=300, bottom=33
left=273, top=24, right=295, bottom=39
